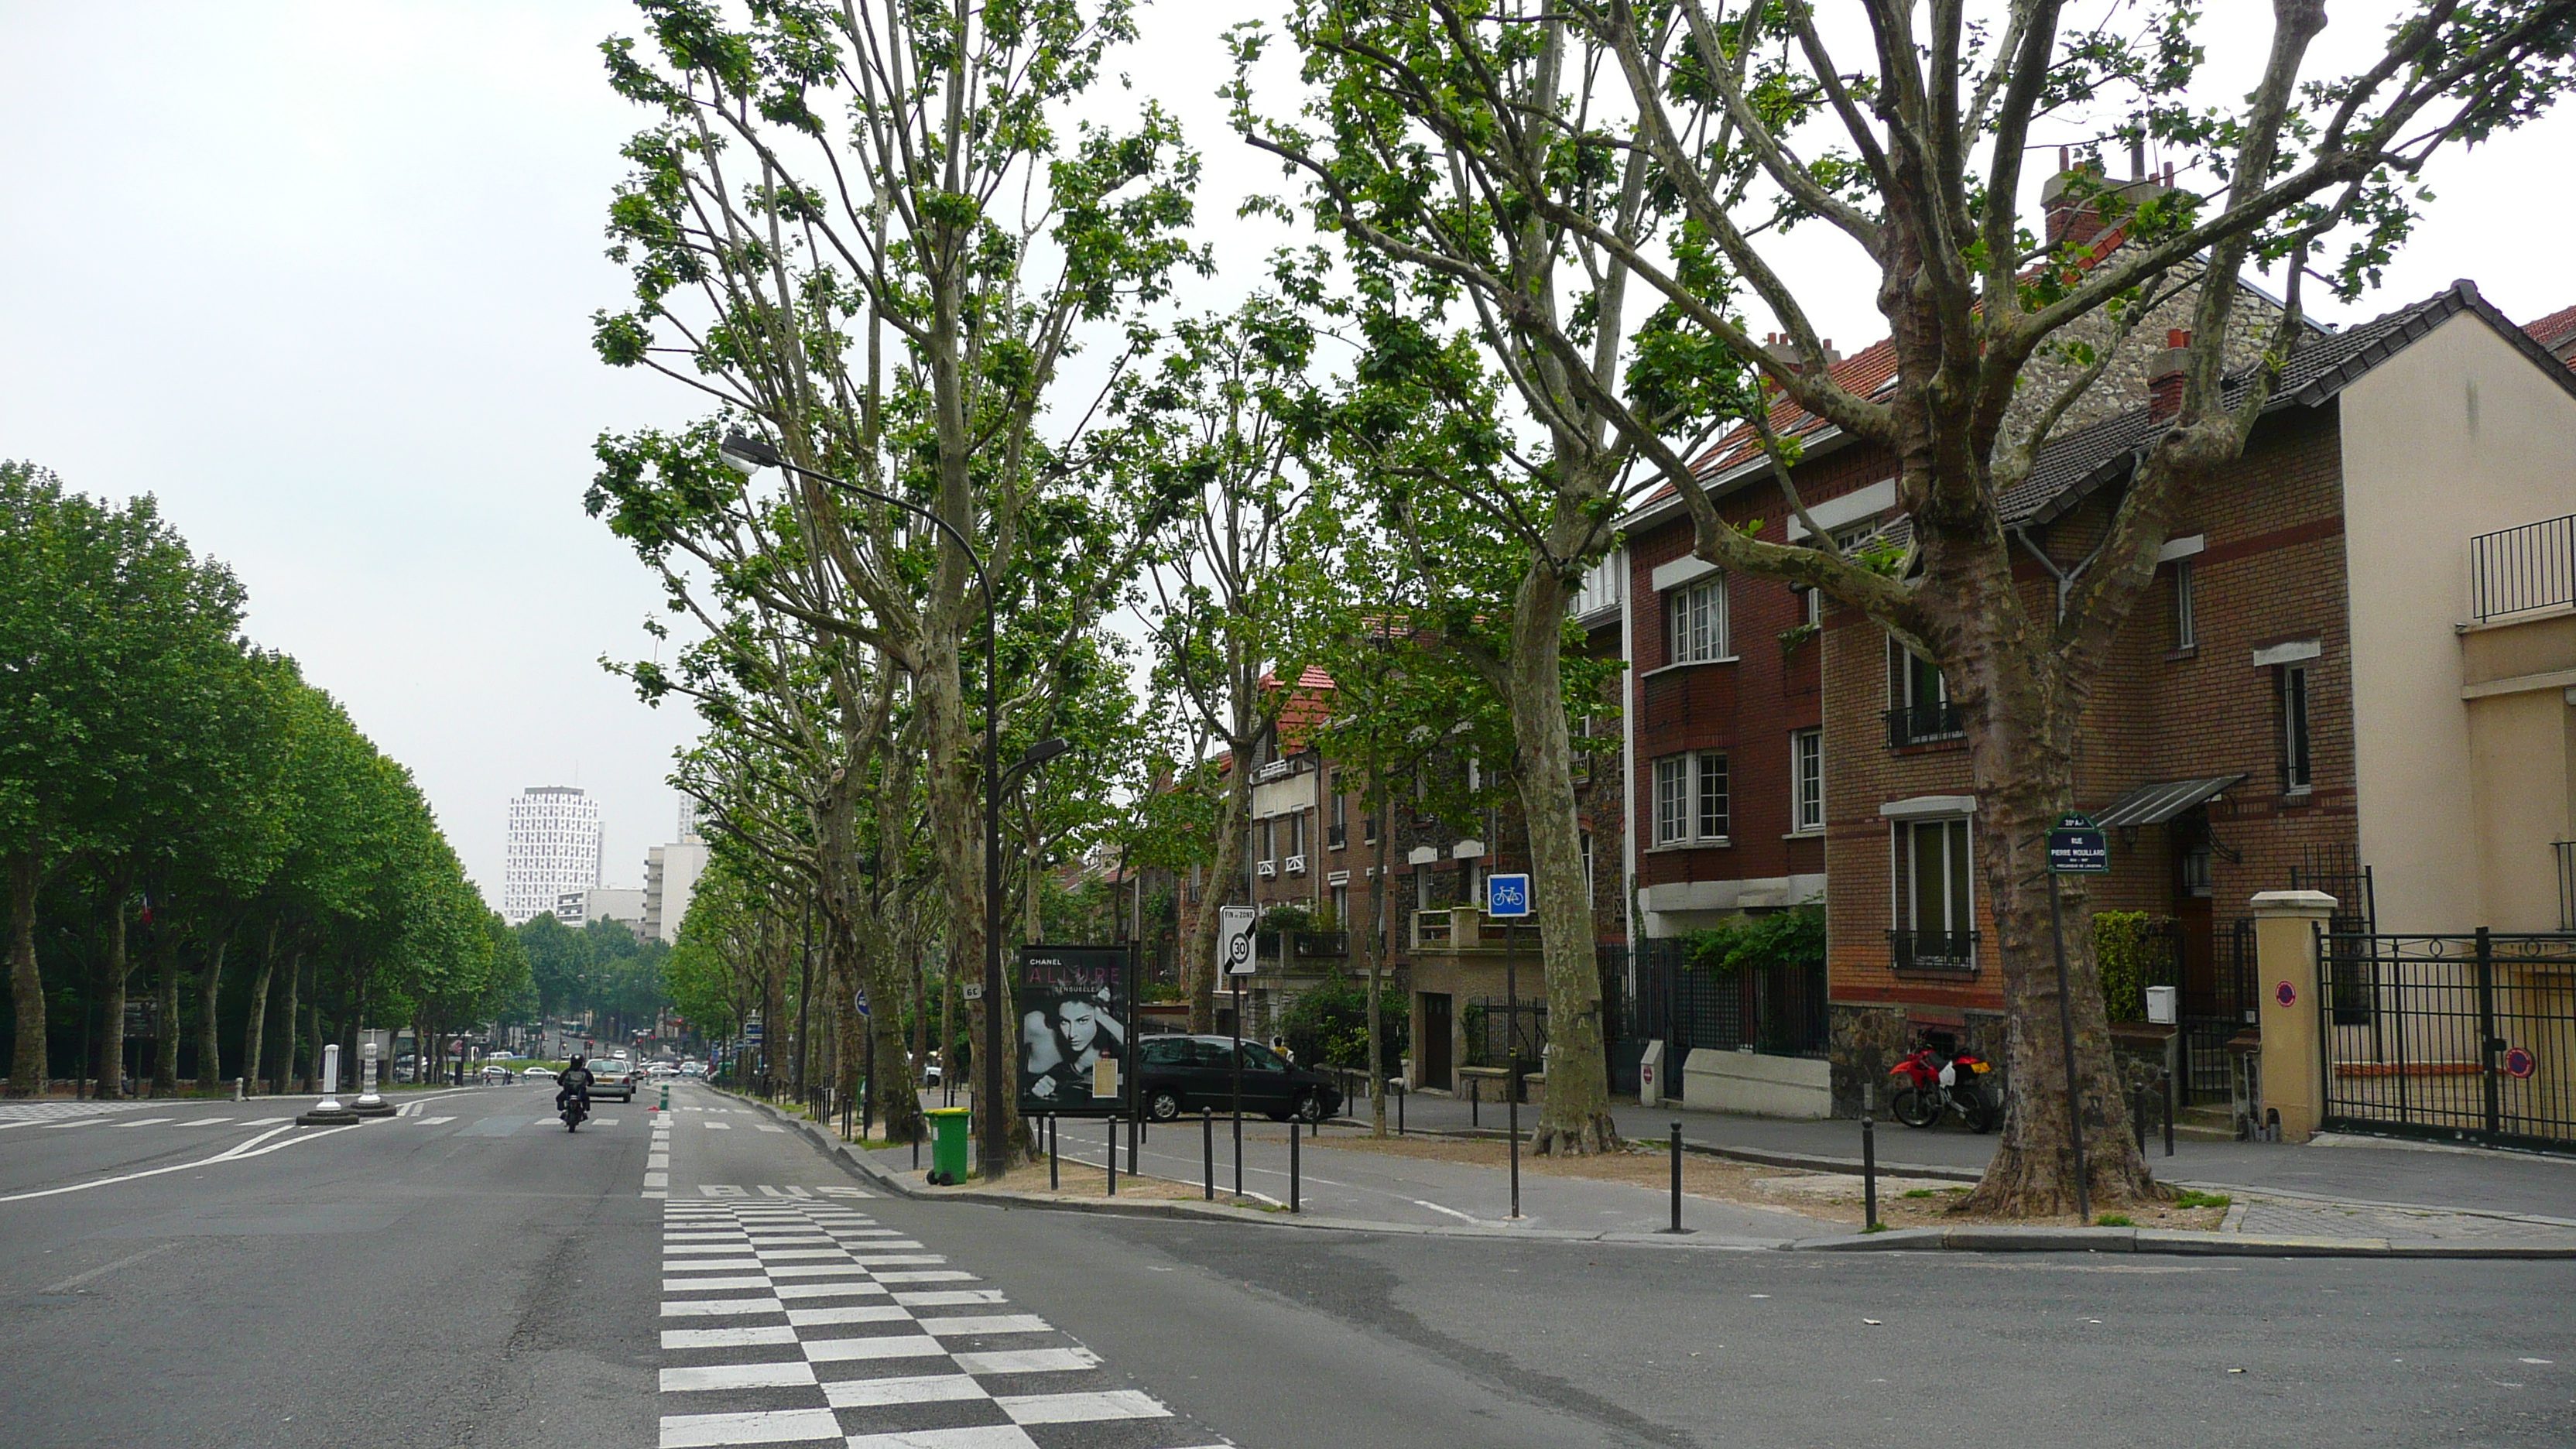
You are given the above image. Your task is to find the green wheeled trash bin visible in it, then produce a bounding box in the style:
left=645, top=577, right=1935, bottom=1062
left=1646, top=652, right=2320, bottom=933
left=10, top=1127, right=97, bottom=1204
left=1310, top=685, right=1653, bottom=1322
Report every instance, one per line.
left=927, top=1106, right=973, bottom=1184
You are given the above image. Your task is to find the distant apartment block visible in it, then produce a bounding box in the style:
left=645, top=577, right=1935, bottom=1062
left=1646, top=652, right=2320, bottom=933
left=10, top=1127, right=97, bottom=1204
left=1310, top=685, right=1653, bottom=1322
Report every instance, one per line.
left=502, top=786, right=603, bottom=925
left=642, top=802, right=710, bottom=944
left=557, top=887, right=648, bottom=936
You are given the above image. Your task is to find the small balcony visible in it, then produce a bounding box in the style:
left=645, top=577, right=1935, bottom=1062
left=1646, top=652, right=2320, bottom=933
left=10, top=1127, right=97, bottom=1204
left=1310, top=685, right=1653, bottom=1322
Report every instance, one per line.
left=1327, top=824, right=1347, bottom=851
left=1889, top=928, right=1980, bottom=975
left=1256, top=859, right=1277, bottom=879
left=1885, top=701, right=1965, bottom=748
left=1284, top=854, right=1308, bottom=877
left=2471, top=512, right=2575, bottom=621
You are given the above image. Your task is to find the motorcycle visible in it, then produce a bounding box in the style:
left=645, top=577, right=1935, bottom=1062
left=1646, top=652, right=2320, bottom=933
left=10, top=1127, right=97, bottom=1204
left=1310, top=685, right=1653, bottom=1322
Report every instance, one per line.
left=1887, top=1033, right=1997, bottom=1133
left=560, top=1091, right=590, bottom=1132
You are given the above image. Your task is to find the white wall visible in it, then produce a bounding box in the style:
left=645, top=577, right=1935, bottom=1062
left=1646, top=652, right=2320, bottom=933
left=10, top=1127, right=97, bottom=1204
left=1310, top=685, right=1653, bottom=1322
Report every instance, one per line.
left=2340, top=310, right=2576, bottom=931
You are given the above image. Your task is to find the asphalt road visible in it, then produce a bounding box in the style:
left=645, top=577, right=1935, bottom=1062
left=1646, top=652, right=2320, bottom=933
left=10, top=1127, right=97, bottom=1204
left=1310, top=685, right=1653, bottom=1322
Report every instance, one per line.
left=5, top=1082, right=2568, bottom=1447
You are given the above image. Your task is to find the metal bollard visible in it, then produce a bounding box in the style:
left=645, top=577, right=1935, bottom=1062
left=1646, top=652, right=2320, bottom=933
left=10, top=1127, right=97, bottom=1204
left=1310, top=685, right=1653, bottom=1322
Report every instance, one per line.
left=1290, top=1118, right=1301, bottom=1214
left=1862, top=1098, right=1880, bottom=1231
left=2162, top=1070, right=2176, bottom=1157
left=1107, top=1115, right=1118, bottom=1197
left=1667, top=1120, right=1688, bottom=1234
left=1049, top=1115, right=1060, bottom=1190
left=1397, top=1081, right=1404, bottom=1136
left=1201, top=1107, right=1214, bottom=1200
left=2133, top=1081, right=2149, bottom=1156
left=1129, top=1114, right=1140, bottom=1176
left=1470, top=1077, right=1478, bottom=1129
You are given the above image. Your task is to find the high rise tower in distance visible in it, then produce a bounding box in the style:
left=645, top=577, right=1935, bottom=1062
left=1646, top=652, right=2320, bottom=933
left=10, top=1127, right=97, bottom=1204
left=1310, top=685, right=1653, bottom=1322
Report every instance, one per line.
left=503, top=786, right=604, bottom=925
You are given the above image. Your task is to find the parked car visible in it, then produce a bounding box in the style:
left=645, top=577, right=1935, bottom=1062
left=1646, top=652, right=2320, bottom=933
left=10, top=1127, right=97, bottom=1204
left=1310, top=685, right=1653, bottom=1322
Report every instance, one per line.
left=1132, top=1034, right=1342, bottom=1123
left=478, top=1064, right=515, bottom=1083
left=523, top=1066, right=557, bottom=1081
left=587, top=1060, right=638, bottom=1101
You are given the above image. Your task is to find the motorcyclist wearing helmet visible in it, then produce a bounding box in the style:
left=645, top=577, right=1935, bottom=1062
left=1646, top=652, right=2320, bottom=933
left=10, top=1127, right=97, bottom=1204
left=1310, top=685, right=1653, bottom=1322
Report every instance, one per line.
left=556, top=1055, right=595, bottom=1115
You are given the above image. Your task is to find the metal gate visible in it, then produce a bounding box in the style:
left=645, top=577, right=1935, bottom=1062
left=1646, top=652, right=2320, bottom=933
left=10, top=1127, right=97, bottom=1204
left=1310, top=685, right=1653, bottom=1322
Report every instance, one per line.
left=2318, top=930, right=2576, bottom=1153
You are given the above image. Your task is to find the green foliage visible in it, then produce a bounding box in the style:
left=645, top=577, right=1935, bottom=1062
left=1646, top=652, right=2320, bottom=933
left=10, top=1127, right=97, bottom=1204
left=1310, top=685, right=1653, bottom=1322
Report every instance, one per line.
left=2095, top=1214, right=2136, bottom=1228
left=2093, top=911, right=2170, bottom=1023
left=1681, top=904, right=1824, bottom=978
left=1276, top=970, right=1406, bottom=1075
left=1258, top=904, right=1315, bottom=934
left=2170, top=1190, right=2232, bottom=1211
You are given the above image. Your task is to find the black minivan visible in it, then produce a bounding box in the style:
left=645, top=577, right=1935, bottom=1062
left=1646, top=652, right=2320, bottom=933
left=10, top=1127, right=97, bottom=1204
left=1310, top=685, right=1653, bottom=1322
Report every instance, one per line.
left=1132, top=1034, right=1343, bottom=1123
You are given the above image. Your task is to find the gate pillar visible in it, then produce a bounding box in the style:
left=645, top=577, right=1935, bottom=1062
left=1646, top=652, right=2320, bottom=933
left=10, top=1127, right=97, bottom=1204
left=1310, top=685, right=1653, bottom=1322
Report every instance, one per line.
left=2250, top=890, right=2338, bottom=1142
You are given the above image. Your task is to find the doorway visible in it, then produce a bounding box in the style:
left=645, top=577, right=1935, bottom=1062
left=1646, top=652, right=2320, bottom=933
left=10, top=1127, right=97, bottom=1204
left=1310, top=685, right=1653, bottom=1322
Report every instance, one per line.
left=1419, top=992, right=1453, bottom=1091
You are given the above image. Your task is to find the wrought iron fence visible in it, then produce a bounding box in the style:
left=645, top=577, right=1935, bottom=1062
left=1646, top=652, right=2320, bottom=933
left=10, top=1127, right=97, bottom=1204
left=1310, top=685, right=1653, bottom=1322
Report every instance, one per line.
left=1883, top=701, right=1965, bottom=748
left=2318, top=930, right=2576, bottom=1153
left=1889, top=929, right=1978, bottom=975
left=1617, top=938, right=1828, bottom=1060
left=1462, top=999, right=1547, bottom=1068
left=2469, top=512, right=2576, bottom=621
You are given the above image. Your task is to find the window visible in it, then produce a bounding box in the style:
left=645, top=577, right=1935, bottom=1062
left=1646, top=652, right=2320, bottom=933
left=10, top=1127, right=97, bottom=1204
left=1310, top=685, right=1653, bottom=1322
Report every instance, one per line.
left=2281, top=664, right=2312, bottom=793
left=1653, top=752, right=1730, bottom=845
left=1886, top=638, right=1959, bottom=745
left=1666, top=577, right=1729, bottom=663
left=1581, top=831, right=1595, bottom=897
left=2170, top=560, right=2196, bottom=651
left=1330, top=787, right=1347, bottom=843
left=1416, top=866, right=1434, bottom=911
left=1258, top=819, right=1274, bottom=862
left=2182, top=844, right=2214, bottom=898
left=1800, top=584, right=1822, bottom=627
left=1696, top=752, right=1730, bottom=841
left=1791, top=728, right=1824, bottom=833
left=1287, top=812, right=1307, bottom=857
left=1329, top=883, right=1348, bottom=926
left=1894, top=817, right=1975, bottom=966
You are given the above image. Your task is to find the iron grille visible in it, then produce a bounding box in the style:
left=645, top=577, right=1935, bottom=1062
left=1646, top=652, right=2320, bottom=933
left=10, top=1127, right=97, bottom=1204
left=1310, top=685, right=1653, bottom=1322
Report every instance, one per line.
left=1883, top=701, right=1965, bottom=748
left=2317, top=930, right=2576, bottom=1154
left=1889, top=929, right=1979, bottom=975
left=2469, top=512, right=2576, bottom=621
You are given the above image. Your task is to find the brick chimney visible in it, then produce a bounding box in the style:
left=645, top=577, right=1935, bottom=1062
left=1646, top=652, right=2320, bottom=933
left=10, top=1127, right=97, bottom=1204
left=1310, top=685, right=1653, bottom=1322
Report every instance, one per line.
left=1759, top=333, right=1844, bottom=372
left=2147, top=329, right=2191, bottom=420
left=2042, top=146, right=2172, bottom=248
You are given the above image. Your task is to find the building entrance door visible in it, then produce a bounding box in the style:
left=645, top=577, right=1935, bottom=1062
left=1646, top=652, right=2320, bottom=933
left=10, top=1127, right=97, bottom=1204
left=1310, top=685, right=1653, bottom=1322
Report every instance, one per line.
left=1419, top=992, right=1452, bottom=1091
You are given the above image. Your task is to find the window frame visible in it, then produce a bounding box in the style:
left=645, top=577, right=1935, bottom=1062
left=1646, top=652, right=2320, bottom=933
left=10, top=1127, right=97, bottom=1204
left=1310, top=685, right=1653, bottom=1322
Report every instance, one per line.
left=1663, top=575, right=1731, bottom=665
left=1891, top=814, right=1977, bottom=966
left=1790, top=728, right=1825, bottom=834
left=2170, top=559, right=2197, bottom=651
left=2281, top=663, right=2313, bottom=793
left=1651, top=751, right=1731, bottom=847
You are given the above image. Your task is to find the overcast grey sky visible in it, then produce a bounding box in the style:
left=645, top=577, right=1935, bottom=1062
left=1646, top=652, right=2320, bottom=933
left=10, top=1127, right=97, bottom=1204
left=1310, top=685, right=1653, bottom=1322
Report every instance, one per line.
left=5, top=2, right=2571, bottom=905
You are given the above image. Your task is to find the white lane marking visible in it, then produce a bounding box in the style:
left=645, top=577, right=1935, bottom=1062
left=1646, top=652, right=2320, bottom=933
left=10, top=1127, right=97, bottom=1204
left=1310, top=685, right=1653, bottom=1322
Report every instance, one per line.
left=844, top=1427, right=1040, bottom=1449
left=39, top=1242, right=184, bottom=1293
left=783, top=1304, right=912, bottom=1327
left=772, top=1281, right=888, bottom=1300
left=823, top=1374, right=986, bottom=1408
left=658, top=1361, right=817, bottom=1392
left=998, top=1390, right=1171, bottom=1425
left=0, top=1120, right=352, bottom=1203
left=660, top=1258, right=766, bottom=1272
left=951, top=1348, right=1101, bottom=1375
left=754, top=1125, right=786, bottom=1133
left=848, top=1254, right=947, bottom=1267
left=109, top=1118, right=176, bottom=1128
left=642, top=1173, right=670, bottom=1188
left=765, top=1263, right=872, bottom=1279
left=662, top=1276, right=769, bottom=1293
left=663, top=1243, right=750, bottom=1255
left=40, top=1120, right=100, bottom=1130
left=663, top=1297, right=785, bottom=1317
left=656, top=1407, right=842, bottom=1447
left=173, top=1118, right=235, bottom=1126
left=872, top=1270, right=975, bottom=1283
left=801, top=1333, right=944, bottom=1362
left=702, top=1122, right=731, bottom=1130
left=659, top=1324, right=800, bottom=1350
left=1410, top=1197, right=1485, bottom=1224
left=647, top=1156, right=670, bottom=1169
left=917, top=1314, right=1052, bottom=1336
left=893, top=1290, right=1009, bottom=1307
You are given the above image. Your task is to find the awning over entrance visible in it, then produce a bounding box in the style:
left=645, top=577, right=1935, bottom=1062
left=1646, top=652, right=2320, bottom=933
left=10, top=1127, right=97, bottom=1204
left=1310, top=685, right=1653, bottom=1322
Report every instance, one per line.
left=2091, top=774, right=2247, bottom=829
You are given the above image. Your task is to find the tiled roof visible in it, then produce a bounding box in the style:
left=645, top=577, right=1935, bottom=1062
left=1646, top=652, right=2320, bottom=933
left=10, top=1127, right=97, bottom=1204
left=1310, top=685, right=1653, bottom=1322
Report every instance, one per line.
left=1260, top=666, right=1337, bottom=750
left=2002, top=279, right=2576, bottom=529
left=2528, top=302, right=2576, bottom=360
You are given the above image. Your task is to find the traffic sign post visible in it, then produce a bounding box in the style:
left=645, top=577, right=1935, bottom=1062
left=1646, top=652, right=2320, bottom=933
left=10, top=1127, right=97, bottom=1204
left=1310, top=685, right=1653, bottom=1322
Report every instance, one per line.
left=2045, top=812, right=2108, bottom=1224
left=1214, top=904, right=1258, bottom=1196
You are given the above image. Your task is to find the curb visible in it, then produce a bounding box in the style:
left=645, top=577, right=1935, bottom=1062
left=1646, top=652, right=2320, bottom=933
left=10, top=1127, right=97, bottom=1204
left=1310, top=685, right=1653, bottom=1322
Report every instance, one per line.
left=716, top=1090, right=2576, bottom=1260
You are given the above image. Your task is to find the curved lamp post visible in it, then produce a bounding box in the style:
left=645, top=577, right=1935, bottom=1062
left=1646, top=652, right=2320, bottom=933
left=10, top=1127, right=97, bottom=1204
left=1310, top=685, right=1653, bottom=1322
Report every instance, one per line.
left=719, top=430, right=1064, bottom=1179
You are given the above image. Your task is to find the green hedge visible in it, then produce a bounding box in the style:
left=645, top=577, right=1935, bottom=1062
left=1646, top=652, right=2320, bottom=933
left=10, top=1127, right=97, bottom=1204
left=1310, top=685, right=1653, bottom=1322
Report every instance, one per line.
left=2094, top=910, right=2171, bottom=1023
left=1681, top=903, right=1825, bottom=976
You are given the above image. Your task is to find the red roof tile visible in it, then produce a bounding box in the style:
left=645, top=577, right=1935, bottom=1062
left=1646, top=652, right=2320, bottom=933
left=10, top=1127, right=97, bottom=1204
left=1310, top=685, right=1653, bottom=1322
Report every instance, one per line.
left=2526, top=303, right=2576, bottom=361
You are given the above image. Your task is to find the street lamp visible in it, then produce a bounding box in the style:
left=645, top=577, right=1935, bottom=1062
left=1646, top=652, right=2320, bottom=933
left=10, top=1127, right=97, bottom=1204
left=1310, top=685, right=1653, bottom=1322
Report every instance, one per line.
left=719, top=430, right=1067, bottom=1179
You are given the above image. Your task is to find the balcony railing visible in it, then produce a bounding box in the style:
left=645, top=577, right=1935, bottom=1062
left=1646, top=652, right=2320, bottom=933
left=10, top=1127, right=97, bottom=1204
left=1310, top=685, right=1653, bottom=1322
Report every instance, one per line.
left=1256, top=859, right=1277, bottom=878
left=1889, top=928, right=1980, bottom=975
left=2559, top=841, right=2575, bottom=933
left=1284, top=854, right=1307, bottom=876
left=1884, top=701, right=1965, bottom=748
left=2472, top=512, right=2576, bottom=620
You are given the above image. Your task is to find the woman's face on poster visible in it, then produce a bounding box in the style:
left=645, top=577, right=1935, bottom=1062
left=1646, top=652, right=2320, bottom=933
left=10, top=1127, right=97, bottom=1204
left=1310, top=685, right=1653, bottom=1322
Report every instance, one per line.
left=1054, top=999, right=1098, bottom=1055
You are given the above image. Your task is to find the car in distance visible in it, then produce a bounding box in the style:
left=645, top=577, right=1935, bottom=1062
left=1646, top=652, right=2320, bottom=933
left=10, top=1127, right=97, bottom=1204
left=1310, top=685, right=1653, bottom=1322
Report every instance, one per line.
left=522, top=1066, right=557, bottom=1081
left=585, top=1060, right=639, bottom=1101
left=1131, top=1035, right=1342, bottom=1124
left=478, top=1064, right=515, bottom=1083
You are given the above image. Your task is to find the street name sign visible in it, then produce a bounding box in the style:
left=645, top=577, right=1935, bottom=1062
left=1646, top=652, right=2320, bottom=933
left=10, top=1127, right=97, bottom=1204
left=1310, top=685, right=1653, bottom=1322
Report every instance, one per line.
left=2047, top=813, right=2108, bottom=874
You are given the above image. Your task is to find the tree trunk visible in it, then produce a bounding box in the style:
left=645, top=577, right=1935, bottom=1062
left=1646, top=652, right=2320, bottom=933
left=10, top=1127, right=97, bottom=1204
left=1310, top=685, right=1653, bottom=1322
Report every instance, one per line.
left=1180, top=745, right=1252, bottom=1034
left=240, top=923, right=281, bottom=1097
left=196, top=935, right=229, bottom=1091
left=94, top=869, right=134, bottom=1100
left=151, top=923, right=181, bottom=1095
left=300, top=958, right=320, bottom=1093
left=6, top=853, right=46, bottom=1096
left=1504, top=557, right=1617, bottom=1155
left=1367, top=793, right=1392, bottom=1136
left=272, top=947, right=301, bottom=1096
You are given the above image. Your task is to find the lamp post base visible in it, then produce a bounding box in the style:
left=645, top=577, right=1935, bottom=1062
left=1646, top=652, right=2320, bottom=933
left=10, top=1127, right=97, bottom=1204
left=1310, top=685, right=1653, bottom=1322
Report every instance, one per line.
left=296, top=1097, right=361, bottom=1126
